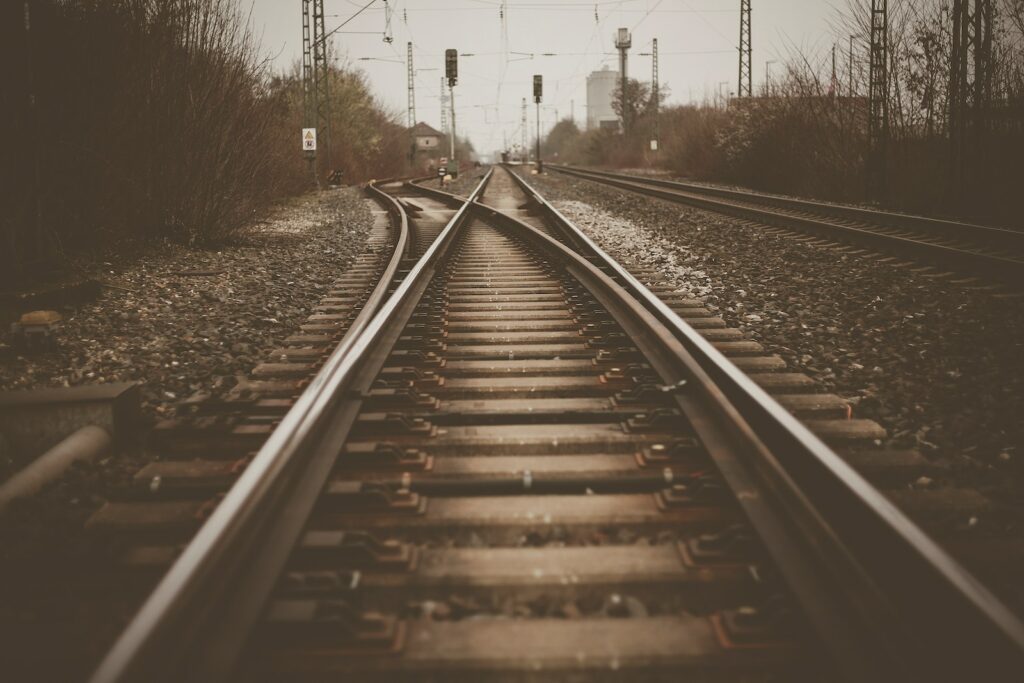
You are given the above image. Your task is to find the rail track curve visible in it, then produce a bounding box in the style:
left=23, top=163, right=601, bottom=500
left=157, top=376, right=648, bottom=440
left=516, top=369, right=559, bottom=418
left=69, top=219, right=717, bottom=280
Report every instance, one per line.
left=88, top=167, right=1024, bottom=682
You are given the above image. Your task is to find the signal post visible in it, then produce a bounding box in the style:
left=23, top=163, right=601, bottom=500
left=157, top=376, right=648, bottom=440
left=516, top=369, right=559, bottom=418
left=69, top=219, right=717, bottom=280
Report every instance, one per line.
left=533, top=75, right=543, bottom=173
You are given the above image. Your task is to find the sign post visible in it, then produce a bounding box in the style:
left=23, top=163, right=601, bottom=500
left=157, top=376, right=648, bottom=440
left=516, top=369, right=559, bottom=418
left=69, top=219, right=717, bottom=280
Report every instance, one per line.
left=302, top=127, right=317, bottom=186
left=302, top=128, right=317, bottom=152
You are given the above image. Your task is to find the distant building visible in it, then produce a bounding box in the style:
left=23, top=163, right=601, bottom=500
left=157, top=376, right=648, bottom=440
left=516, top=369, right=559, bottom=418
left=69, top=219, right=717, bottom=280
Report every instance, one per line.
left=587, top=66, right=620, bottom=131
left=409, top=121, right=444, bottom=170
left=411, top=121, right=443, bottom=150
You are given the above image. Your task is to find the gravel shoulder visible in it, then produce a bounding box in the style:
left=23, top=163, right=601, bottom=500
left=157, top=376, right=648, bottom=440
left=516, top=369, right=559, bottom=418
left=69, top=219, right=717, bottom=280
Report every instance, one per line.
left=1, top=188, right=372, bottom=417
left=520, top=169, right=1024, bottom=498
left=0, top=187, right=374, bottom=678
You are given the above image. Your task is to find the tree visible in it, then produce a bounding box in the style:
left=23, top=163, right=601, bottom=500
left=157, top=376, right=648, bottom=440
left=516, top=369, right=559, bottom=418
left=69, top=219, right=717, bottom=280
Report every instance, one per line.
left=611, top=78, right=651, bottom=136
left=612, top=79, right=668, bottom=135
left=541, top=118, right=580, bottom=157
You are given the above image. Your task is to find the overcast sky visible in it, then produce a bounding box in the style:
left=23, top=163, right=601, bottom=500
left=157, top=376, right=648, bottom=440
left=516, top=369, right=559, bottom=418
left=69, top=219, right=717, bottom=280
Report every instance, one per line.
left=246, top=1, right=844, bottom=155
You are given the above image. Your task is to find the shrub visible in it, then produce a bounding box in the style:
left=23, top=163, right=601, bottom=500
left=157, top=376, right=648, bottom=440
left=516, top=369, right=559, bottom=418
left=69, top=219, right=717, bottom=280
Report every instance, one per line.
left=1, top=0, right=412, bottom=286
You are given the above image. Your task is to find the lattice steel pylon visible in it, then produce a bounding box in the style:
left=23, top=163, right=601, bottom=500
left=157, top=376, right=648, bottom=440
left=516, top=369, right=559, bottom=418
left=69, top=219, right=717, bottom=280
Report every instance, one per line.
left=651, top=38, right=660, bottom=149
left=440, top=77, right=448, bottom=136
left=867, top=0, right=888, bottom=200
left=302, top=0, right=314, bottom=128
left=407, top=42, right=416, bottom=163
left=950, top=0, right=993, bottom=203
left=738, top=0, right=752, bottom=98
left=407, top=42, right=416, bottom=129
left=521, top=97, right=528, bottom=162
left=312, top=0, right=332, bottom=171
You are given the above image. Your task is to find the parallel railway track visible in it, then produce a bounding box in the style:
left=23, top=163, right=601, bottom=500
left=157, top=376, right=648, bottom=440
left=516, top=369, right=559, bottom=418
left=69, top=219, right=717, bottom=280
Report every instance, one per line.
left=85, top=167, right=1024, bottom=682
left=548, top=164, right=1024, bottom=287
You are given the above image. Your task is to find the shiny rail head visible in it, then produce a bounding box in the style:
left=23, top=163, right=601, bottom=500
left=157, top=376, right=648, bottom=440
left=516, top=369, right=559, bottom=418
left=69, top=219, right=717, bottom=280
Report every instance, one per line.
left=90, top=171, right=495, bottom=683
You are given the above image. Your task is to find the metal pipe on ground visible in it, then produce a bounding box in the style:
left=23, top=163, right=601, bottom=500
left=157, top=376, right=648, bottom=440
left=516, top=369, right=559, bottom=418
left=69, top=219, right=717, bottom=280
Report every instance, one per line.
left=0, top=424, right=111, bottom=513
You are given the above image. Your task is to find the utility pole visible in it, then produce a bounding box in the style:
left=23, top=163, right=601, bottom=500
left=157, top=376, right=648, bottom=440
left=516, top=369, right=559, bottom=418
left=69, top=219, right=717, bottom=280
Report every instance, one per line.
left=521, top=97, right=528, bottom=163
left=534, top=75, right=543, bottom=172
left=738, top=0, right=752, bottom=98
left=867, top=0, right=888, bottom=201
left=831, top=43, right=837, bottom=97
left=651, top=37, right=659, bottom=152
left=449, top=83, right=456, bottom=162
left=848, top=34, right=855, bottom=97
left=614, top=28, right=631, bottom=134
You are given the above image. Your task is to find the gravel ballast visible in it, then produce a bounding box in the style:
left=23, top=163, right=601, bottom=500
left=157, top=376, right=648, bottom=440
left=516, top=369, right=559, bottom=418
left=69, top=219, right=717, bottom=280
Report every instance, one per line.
left=517, top=169, right=1024, bottom=497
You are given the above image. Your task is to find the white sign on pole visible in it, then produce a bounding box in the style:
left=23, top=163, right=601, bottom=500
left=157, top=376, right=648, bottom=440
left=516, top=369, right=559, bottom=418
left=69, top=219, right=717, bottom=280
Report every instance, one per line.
left=302, top=128, right=317, bottom=152
left=650, top=139, right=659, bottom=151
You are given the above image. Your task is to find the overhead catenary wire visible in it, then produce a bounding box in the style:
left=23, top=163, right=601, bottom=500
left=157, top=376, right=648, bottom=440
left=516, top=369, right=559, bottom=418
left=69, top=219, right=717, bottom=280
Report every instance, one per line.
left=332, top=0, right=742, bottom=152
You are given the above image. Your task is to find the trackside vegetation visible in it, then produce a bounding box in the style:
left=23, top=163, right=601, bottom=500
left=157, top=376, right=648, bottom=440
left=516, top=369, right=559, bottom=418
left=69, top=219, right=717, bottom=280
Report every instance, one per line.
left=2, top=0, right=411, bottom=286
left=543, top=0, right=1024, bottom=226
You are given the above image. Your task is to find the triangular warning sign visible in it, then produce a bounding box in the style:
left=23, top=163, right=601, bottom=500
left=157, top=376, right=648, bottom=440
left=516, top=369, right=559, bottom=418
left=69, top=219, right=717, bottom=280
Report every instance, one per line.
left=304, top=131, right=315, bottom=140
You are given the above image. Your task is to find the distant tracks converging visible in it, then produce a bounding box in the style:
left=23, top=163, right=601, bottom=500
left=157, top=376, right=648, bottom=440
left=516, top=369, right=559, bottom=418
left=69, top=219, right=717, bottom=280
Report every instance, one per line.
left=86, top=166, right=1024, bottom=682
left=549, top=164, right=1024, bottom=288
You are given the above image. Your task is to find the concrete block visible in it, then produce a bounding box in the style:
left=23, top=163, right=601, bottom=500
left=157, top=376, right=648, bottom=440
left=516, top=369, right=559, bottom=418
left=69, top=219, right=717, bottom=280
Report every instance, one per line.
left=0, top=382, right=139, bottom=470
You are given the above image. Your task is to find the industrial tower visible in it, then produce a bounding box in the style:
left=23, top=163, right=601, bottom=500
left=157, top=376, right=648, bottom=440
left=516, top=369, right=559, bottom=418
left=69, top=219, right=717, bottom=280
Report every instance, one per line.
left=614, top=28, right=631, bottom=133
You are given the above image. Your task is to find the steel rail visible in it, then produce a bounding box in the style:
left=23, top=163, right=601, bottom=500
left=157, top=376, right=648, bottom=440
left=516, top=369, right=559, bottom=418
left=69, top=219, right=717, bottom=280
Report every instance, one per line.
left=549, top=164, right=1024, bottom=285
left=89, top=173, right=491, bottom=682
left=501, top=165, right=1024, bottom=682
left=553, top=165, right=1024, bottom=247
left=365, top=178, right=415, bottom=261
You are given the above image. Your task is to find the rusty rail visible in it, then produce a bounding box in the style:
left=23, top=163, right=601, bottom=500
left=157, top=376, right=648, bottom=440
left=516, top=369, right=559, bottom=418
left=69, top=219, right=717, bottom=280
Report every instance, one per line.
left=549, top=164, right=1024, bottom=285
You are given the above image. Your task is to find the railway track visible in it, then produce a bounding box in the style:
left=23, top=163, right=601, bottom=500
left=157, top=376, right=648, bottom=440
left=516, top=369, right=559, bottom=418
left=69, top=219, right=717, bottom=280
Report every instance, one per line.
left=84, top=167, right=1024, bottom=682
left=548, top=164, right=1024, bottom=287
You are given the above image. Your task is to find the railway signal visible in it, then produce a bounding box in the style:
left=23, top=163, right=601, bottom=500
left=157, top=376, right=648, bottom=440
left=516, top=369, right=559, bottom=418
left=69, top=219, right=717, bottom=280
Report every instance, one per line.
left=445, top=49, right=458, bottom=176
left=445, top=48, right=458, bottom=87
left=533, top=75, right=543, bottom=173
